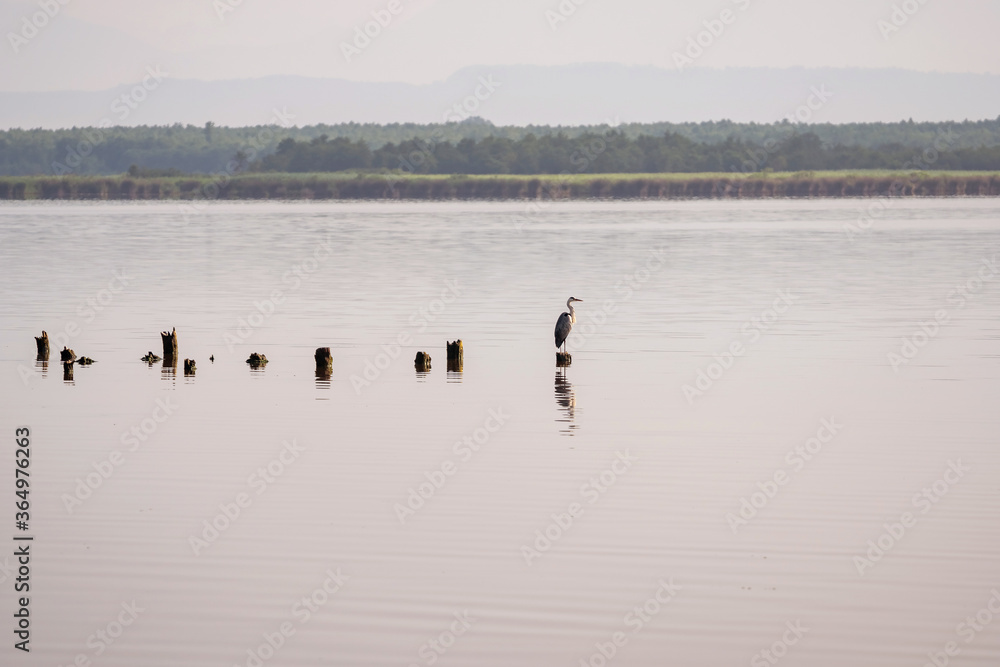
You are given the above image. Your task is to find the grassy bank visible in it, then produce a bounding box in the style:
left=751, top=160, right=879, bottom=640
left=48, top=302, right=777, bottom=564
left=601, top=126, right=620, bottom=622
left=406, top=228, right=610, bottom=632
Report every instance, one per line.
left=1, top=170, right=999, bottom=201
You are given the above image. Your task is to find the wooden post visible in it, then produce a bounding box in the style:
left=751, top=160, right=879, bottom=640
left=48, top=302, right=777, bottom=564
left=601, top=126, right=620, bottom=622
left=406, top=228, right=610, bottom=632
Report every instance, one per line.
left=446, top=340, right=463, bottom=372
left=60, top=347, right=76, bottom=363
left=556, top=352, right=572, bottom=367
left=184, top=359, right=196, bottom=375
left=161, top=327, right=178, bottom=364
left=315, top=347, right=333, bottom=373
left=246, top=352, right=268, bottom=368
left=414, top=351, right=432, bottom=372
left=34, top=331, right=49, bottom=360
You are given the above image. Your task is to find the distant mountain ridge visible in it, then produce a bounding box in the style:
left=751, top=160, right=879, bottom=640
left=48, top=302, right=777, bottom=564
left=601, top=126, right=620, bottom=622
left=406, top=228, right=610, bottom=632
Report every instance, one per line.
left=1, top=65, right=998, bottom=130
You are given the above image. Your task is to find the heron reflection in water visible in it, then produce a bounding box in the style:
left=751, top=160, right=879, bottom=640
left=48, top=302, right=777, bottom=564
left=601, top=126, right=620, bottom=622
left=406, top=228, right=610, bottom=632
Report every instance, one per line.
left=554, top=367, right=578, bottom=435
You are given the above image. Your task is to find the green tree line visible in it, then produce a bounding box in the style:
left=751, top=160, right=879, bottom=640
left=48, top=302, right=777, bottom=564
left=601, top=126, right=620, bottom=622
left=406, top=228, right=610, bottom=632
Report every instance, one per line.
left=256, top=131, right=1000, bottom=174
left=0, top=117, right=998, bottom=176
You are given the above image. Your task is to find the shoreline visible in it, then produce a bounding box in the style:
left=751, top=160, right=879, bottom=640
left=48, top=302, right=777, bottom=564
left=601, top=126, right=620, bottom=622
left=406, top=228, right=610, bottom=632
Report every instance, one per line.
left=1, top=171, right=998, bottom=201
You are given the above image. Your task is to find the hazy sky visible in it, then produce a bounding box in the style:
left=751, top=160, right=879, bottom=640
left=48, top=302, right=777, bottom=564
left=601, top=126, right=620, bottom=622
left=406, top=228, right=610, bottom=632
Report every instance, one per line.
left=1, top=0, right=998, bottom=91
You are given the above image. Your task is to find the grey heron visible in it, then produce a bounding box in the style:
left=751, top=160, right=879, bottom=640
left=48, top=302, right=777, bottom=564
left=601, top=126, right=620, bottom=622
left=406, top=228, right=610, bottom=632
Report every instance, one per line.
left=554, top=297, right=583, bottom=353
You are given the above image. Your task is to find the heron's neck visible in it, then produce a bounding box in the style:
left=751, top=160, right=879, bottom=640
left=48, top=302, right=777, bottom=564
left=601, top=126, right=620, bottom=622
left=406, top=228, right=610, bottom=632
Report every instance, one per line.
left=567, top=303, right=576, bottom=322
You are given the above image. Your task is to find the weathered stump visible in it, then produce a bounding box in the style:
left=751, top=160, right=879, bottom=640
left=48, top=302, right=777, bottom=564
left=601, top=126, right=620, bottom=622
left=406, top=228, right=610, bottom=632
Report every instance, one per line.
left=315, top=347, right=333, bottom=373
left=35, top=331, right=49, bottom=360
left=447, top=339, right=463, bottom=372
left=184, top=359, right=196, bottom=375
left=246, top=352, right=268, bottom=368
left=77, top=357, right=95, bottom=365
left=161, top=327, right=178, bottom=364
left=60, top=347, right=77, bottom=363
left=415, top=351, right=432, bottom=372
left=556, top=352, right=572, bottom=367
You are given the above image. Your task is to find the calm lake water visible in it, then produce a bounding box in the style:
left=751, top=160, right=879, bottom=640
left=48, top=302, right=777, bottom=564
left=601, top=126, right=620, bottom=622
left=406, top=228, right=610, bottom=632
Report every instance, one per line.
left=2, top=199, right=1000, bottom=667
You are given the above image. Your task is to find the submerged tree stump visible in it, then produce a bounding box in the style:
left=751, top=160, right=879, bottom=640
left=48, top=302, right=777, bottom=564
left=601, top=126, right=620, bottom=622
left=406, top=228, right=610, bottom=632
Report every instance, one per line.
left=35, top=331, right=49, bottom=360
left=415, top=351, right=432, bottom=372
left=184, top=359, right=196, bottom=375
left=246, top=352, right=268, bottom=368
left=556, top=352, right=572, bottom=367
left=77, top=357, right=95, bottom=365
left=161, top=327, right=178, bottom=364
left=60, top=347, right=76, bottom=363
left=446, top=340, right=463, bottom=372
left=315, top=347, right=333, bottom=373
